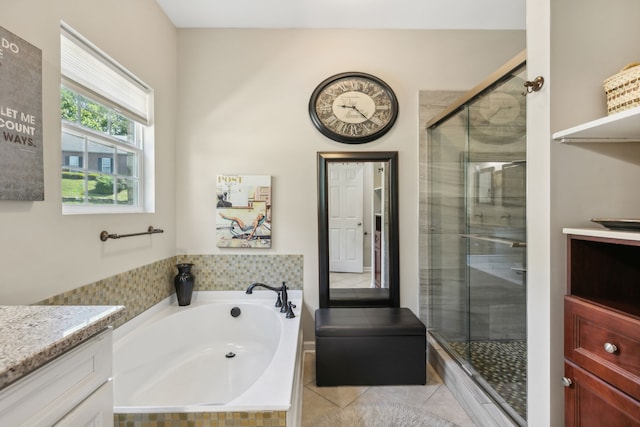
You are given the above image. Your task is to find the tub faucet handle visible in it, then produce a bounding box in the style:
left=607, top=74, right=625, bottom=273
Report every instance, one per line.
left=279, top=283, right=288, bottom=313
left=285, top=301, right=295, bottom=319
left=275, top=291, right=283, bottom=308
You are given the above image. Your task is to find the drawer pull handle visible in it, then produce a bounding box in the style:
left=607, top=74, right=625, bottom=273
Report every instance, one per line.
left=562, top=377, right=573, bottom=387
left=604, top=342, right=618, bottom=354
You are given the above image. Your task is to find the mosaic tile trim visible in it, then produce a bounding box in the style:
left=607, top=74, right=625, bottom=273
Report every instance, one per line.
left=37, top=255, right=303, bottom=328
left=177, top=254, right=303, bottom=291
left=37, top=257, right=175, bottom=328
left=114, top=410, right=287, bottom=427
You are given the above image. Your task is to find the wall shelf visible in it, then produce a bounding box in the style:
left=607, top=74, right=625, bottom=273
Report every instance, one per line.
left=552, top=105, right=640, bottom=143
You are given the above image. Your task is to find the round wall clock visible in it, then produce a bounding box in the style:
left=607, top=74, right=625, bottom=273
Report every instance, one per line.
left=309, top=72, right=399, bottom=144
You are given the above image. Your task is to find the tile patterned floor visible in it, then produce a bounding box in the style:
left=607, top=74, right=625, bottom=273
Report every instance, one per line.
left=329, top=271, right=372, bottom=288
left=302, top=351, right=477, bottom=426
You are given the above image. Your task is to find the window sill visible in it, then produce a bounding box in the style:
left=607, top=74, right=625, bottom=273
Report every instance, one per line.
left=62, top=205, right=148, bottom=215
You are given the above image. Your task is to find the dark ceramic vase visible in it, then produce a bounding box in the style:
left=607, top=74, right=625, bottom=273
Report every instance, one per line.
left=174, top=263, right=194, bottom=306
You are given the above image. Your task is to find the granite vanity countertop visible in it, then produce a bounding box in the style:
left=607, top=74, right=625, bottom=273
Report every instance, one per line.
left=0, top=305, right=124, bottom=390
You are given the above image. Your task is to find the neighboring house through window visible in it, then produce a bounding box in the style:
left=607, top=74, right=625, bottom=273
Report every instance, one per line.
left=60, top=23, right=154, bottom=214
left=67, top=155, right=81, bottom=168
left=99, top=157, right=112, bottom=174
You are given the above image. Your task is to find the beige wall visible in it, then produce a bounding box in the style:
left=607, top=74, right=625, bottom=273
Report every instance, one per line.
left=175, top=28, right=525, bottom=338
left=549, top=1, right=640, bottom=425
left=0, top=0, right=178, bottom=304
left=0, top=0, right=525, bottom=341
left=527, top=0, right=640, bottom=423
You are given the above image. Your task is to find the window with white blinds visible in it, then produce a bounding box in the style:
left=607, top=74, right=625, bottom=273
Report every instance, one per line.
left=60, top=25, right=151, bottom=125
left=60, top=23, right=154, bottom=214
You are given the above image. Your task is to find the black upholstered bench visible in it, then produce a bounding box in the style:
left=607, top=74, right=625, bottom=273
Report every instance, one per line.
left=315, top=307, right=426, bottom=386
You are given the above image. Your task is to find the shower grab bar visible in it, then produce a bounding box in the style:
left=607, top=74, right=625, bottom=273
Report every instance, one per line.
left=100, top=226, right=164, bottom=242
left=460, top=234, right=526, bottom=248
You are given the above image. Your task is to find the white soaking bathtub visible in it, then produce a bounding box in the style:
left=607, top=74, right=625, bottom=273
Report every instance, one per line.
left=112, top=290, right=303, bottom=425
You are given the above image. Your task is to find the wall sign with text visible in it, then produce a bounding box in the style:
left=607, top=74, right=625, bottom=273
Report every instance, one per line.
left=0, top=26, right=43, bottom=201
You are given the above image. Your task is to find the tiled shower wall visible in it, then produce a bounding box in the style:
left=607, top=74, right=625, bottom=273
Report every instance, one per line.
left=38, top=254, right=303, bottom=328
left=419, top=90, right=526, bottom=426
left=418, top=89, right=526, bottom=342
left=418, top=89, right=465, bottom=329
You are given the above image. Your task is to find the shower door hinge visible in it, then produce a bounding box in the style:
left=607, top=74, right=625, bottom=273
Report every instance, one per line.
left=522, top=76, right=545, bottom=96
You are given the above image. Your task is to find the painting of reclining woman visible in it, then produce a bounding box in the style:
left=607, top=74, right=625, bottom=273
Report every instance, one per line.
left=216, top=175, right=271, bottom=248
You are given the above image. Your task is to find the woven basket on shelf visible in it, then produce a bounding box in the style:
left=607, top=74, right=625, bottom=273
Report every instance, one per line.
left=603, top=62, right=640, bottom=115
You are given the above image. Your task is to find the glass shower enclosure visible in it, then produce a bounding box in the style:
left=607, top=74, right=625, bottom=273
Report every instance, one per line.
left=425, top=57, right=527, bottom=424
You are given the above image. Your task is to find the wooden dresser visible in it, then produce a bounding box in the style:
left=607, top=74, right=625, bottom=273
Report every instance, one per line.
left=563, top=228, right=640, bottom=426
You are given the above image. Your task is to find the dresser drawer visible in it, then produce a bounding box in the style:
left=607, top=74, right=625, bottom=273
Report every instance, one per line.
left=565, top=296, right=640, bottom=400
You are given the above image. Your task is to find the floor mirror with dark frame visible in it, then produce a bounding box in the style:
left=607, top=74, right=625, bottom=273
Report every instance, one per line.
left=317, top=151, right=400, bottom=308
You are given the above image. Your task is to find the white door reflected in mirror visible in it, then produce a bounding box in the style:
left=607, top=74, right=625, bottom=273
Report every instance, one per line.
left=328, top=162, right=364, bottom=273
left=327, top=161, right=388, bottom=291
left=317, top=151, right=399, bottom=308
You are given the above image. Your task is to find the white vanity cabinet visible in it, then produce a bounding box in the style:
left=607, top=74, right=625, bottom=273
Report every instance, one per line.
left=0, top=329, right=113, bottom=426
left=55, top=380, right=113, bottom=427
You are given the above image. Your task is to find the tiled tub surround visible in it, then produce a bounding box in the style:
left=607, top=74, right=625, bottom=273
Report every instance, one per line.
left=0, top=305, right=124, bottom=389
left=36, top=254, right=303, bottom=427
left=114, top=411, right=287, bottom=426
left=113, top=291, right=303, bottom=427
left=38, top=254, right=303, bottom=328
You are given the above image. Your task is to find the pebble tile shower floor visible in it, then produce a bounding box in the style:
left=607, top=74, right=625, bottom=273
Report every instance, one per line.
left=449, top=340, right=527, bottom=420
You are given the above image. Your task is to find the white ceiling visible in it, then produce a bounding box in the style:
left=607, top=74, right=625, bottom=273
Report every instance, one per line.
left=155, top=0, right=526, bottom=30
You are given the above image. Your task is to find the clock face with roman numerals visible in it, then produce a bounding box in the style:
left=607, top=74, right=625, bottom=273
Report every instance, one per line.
left=309, top=72, right=398, bottom=144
